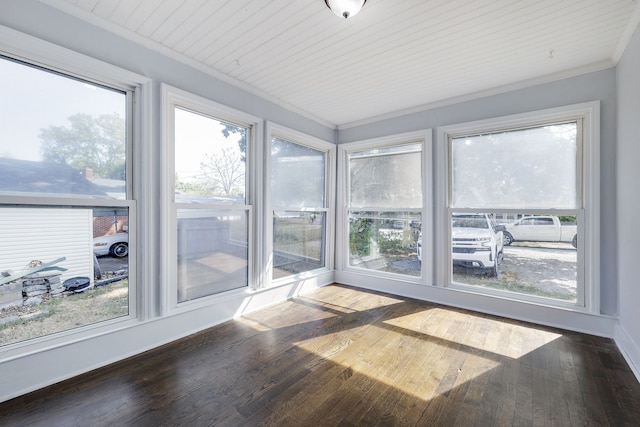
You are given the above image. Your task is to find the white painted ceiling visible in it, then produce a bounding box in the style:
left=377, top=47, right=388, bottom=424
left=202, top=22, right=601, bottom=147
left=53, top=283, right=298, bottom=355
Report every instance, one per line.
left=44, top=0, right=640, bottom=127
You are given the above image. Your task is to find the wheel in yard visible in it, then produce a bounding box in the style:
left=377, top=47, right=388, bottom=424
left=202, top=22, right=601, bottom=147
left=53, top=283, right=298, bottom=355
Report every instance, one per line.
left=110, top=242, right=128, bottom=257
left=571, top=235, right=577, bottom=248
left=503, top=232, right=514, bottom=246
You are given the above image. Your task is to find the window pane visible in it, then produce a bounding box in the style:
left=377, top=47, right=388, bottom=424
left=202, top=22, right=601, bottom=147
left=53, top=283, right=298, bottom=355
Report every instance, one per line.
left=271, top=138, right=325, bottom=208
left=175, top=107, right=247, bottom=205
left=451, top=212, right=577, bottom=302
left=451, top=123, right=578, bottom=209
left=273, top=211, right=325, bottom=279
left=177, top=209, right=248, bottom=302
left=0, top=206, right=129, bottom=347
left=349, top=211, right=421, bottom=277
left=350, top=144, right=422, bottom=209
left=0, top=57, right=127, bottom=199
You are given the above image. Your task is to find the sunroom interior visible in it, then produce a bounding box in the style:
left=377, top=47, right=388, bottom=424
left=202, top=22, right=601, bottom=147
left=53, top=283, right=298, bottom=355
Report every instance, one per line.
left=1, top=0, right=639, bottom=408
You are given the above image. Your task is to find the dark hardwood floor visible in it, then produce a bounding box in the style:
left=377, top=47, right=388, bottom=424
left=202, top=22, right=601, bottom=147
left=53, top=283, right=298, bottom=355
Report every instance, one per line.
left=1, top=284, right=639, bottom=426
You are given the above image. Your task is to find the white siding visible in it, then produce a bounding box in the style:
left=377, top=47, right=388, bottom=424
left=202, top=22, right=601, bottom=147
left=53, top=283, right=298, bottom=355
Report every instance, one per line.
left=0, top=207, right=93, bottom=284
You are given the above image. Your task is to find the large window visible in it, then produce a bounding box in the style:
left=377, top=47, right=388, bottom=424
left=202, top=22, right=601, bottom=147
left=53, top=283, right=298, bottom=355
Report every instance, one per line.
left=162, top=85, right=261, bottom=307
left=340, top=132, right=429, bottom=279
left=440, top=103, right=599, bottom=309
left=268, top=125, right=334, bottom=281
left=0, top=54, right=137, bottom=347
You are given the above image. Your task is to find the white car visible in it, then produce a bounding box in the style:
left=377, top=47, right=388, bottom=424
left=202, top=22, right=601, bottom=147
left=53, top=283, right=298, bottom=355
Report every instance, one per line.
left=93, top=233, right=128, bottom=257
left=417, top=213, right=504, bottom=276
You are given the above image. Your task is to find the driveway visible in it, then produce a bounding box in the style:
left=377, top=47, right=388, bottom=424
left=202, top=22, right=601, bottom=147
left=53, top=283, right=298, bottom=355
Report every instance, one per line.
left=454, top=242, right=577, bottom=300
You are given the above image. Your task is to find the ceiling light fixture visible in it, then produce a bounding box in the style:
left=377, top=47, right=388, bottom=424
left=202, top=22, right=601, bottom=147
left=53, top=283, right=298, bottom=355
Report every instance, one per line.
left=325, top=0, right=366, bottom=19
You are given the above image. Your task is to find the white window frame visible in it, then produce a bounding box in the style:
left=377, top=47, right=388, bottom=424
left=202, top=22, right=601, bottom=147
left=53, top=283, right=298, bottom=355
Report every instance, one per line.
left=436, top=102, right=600, bottom=312
left=0, top=25, right=152, bottom=356
left=265, top=122, right=336, bottom=288
left=160, top=84, right=263, bottom=314
left=337, top=130, right=432, bottom=283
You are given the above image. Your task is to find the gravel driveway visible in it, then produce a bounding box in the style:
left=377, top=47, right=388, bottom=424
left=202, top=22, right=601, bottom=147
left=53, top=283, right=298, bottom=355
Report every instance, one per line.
left=454, top=242, right=577, bottom=300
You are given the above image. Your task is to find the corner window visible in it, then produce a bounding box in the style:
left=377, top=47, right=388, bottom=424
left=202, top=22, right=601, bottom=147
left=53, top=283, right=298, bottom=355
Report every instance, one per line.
left=267, top=124, right=334, bottom=282
left=0, top=55, right=136, bottom=347
left=340, top=132, right=430, bottom=279
left=440, top=102, right=599, bottom=309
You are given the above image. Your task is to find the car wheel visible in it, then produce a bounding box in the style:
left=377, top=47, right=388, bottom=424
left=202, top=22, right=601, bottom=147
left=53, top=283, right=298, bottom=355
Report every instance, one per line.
left=571, top=235, right=577, bottom=248
left=503, top=232, right=514, bottom=246
left=110, top=242, right=128, bottom=258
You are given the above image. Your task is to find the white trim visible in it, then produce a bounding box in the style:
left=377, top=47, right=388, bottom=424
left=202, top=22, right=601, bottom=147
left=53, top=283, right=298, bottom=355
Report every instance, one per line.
left=265, top=122, right=336, bottom=288
left=160, top=83, right=263, bottom=315
left=337, top=130, right=432, bottom=280
left=615, top=323, right=640, bottom=383
left=436, top=101, right=600, bottom=313
left=612, top=1, right=640, bottom=63
left=0, top=26, right=152, bottom=358
left=337, top=62, right=613, bottom=130
left=0, top=272, right=333, bottom=404
left=0, top=25, right=144, bottom=92
left=335, top=271, right=617, bottom=338
left=39, top=0, right=337, bottom=129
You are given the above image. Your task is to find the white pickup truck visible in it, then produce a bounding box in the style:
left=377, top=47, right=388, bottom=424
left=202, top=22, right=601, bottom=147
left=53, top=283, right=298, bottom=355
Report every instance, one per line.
left=502, top=216, right=577, bottom=248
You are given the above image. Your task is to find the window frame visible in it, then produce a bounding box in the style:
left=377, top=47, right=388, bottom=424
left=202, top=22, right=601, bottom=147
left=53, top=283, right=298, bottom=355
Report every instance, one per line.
left=265, top=122, right=336, bottom=287
left=160, top=84, right=263, bottom=314
left=0, top=25, right=152, bottom=354
left=435, top=102, right=600, bottom=312
left=337, top=130, right=432, bottom=283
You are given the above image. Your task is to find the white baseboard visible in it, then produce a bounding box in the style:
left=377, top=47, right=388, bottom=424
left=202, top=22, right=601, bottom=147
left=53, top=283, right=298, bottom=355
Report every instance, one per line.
left=0, top=274, right=331, bottom=404
left=615, top=323, right=640, bottom=383
left=335, top=271, right=617, bottom=338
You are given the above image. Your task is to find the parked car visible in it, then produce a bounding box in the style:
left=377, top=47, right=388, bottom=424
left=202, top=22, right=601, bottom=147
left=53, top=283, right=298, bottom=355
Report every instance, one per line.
left=93, top=233, right=128, bottom=257
left=502, top=215, right=577, bottom=248
left=417, top=213, right=505, bottom=277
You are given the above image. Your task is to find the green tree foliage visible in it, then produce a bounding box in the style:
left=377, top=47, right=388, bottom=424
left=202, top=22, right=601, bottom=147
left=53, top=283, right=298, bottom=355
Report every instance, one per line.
left=39, top=113, right=126, bottom=179
left=221, top=123, right=247, bottom=162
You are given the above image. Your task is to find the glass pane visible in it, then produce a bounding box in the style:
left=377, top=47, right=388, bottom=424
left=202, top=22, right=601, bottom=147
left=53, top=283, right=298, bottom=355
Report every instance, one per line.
left=451, top=212, right=577, bottom=302
left=177, top=209, right=248, bottom=302
left=174, top=107, right=247, bottom=204
left=271, top=138, right=325, bottom=208
left=0, top=206, right=129, bottom=347
left=273, top=211, right=325, bottom=279
left=349, top=211, right=422, bottom=277
left=0, top=57, right=127, bottom=199
left=451, top=123, right=578, bottom=209
left=349, top=144, right=422, bottom=209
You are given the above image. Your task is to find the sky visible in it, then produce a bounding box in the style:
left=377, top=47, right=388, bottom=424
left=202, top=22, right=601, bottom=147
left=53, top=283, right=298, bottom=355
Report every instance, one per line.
left=0, top=57, right=125, bottom=161
left=0, top=56, right=240, bottom=180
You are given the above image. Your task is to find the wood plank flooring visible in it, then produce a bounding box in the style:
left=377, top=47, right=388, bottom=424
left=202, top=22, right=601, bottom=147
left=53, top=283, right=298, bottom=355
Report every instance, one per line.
left=1, top=284, right=639, bottom=426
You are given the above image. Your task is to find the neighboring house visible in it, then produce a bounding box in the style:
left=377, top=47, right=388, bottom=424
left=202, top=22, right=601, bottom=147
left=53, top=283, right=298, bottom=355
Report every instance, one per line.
left=0, top=158, right=104, bottom=282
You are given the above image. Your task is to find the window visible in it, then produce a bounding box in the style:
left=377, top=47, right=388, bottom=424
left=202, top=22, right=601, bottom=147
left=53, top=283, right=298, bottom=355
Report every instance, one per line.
left=0, top=54, right=140, bottom=347
left=162, top=85, right=261, bottom=308
left=340, top=132, right=430, bottom=279
left=439, top=102, right=599, bottom=309
left=267, top=124, right=334, bottom=282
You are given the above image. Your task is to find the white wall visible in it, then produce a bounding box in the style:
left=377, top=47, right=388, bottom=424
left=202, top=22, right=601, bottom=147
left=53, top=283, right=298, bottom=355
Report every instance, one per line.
left=339, top=69, right=619, bottom=317
left=616, top=24, right=640, bottom=379
left=0, top=207, right=93, bottom=283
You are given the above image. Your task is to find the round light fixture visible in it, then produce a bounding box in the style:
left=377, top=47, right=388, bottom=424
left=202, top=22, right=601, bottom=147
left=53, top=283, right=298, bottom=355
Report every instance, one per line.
left=325, top=0, right=367, bottom=19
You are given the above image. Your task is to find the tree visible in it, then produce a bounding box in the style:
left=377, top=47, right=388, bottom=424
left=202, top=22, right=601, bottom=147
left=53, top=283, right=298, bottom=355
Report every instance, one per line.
left=39, top=113, right=126, bottom=179
left=221, top=123, right=247, bottom=162
left=199, top=147, right=245, bottom=196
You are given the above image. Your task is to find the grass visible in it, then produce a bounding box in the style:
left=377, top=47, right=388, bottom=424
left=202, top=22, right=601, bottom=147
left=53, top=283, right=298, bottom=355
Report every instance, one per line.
left=453, top=270, right=576, bottom=301
left=0, top=279, right=129, bottom=347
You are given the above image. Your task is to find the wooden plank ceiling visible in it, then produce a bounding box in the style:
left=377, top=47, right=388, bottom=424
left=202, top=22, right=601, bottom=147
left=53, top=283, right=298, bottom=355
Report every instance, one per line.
left=43, top=0, right=640, bottom=127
